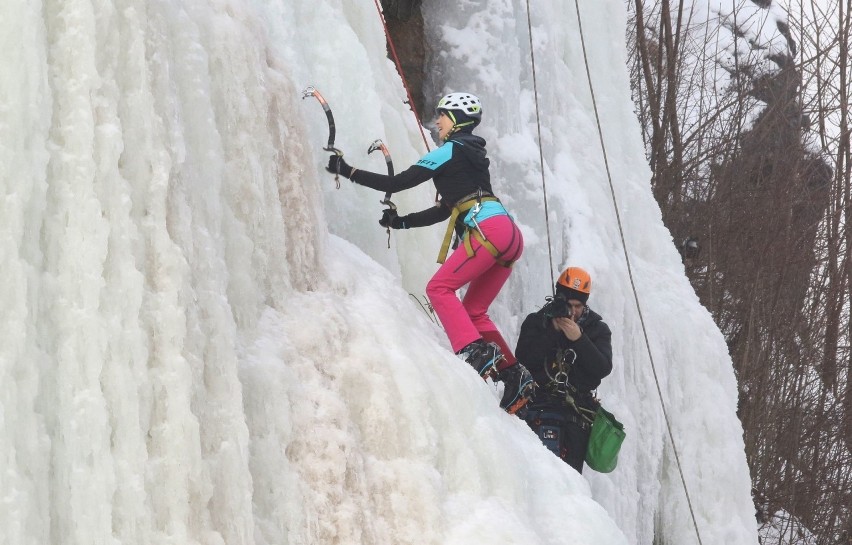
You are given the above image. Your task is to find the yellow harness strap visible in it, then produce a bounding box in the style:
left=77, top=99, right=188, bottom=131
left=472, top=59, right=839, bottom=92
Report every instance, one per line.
left=463, top=229, right=515, bottom=268
left=436, top=196, right=498, bottom=263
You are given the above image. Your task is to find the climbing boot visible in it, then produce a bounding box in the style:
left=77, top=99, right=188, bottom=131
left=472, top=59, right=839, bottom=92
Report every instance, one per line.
left=457, top=340, right=503, bottom=380
left=498, top=363, right=535, bottom=414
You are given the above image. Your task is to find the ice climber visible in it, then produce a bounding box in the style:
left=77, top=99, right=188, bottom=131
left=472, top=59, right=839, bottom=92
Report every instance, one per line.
left=515, top=267, right=613, bottom=472
left=326, top=92, right=534, bottom=413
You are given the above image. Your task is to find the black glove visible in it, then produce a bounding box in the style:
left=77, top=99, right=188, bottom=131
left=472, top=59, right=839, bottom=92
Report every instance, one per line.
left=379, top=208, right=407, bottom=229
left=326, top=154, right=354, bottom=179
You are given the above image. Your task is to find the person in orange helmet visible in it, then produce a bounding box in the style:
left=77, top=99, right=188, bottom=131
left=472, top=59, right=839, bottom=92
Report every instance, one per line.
left=514, top=267, right=613, bottom=473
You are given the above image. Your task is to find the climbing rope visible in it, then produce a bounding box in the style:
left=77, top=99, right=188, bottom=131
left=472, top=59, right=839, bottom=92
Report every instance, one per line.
left=570, top=1, right=705, bottom=543
left=524, top=0, right=557, bottom=295
left=371, top=0, right=432, bottom=153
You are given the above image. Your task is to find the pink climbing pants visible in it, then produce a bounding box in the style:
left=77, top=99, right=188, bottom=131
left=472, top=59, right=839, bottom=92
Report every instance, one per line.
left=426, top=215, right=523, bottom=368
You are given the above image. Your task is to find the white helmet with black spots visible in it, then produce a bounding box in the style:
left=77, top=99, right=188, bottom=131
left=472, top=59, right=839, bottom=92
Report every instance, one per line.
left=436, top=92, right=482, bottom=119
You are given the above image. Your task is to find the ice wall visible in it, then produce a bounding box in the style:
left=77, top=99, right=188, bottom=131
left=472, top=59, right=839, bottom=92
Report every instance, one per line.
left=0, top=0, right=757, bottom=544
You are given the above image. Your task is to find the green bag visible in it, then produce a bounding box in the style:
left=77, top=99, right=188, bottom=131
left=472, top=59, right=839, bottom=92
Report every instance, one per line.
left=585, top=406, right=626, bottom=473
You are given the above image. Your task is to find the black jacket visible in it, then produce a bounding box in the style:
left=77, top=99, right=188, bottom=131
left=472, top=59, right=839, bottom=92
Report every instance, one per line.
left=515, top=306, right=613, bottom=410
left=350, top=132, right=493, bottom=229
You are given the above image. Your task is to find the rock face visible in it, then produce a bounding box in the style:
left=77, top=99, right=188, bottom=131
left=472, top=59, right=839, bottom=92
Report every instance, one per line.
left=381, top=0, right=428, bottom=118
left=381, top=0, right=422, bottom=20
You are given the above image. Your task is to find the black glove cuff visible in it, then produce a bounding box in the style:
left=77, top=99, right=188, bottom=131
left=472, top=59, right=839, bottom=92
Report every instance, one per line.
left=327, top=155, right=354, bottom=179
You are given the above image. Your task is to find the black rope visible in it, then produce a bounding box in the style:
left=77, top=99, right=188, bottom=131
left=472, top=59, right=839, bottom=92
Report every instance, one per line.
left=572, top=1, right=705, bottom=543
left=409, top=294, right=438, bottom=324
left=524, top=0, right=557, bottom=296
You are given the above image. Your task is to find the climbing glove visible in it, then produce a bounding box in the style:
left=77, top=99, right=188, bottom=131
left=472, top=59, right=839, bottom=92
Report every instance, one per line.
left=379, top=208, right=407, bottom=229
left=326, top=154, right=354, bottom=179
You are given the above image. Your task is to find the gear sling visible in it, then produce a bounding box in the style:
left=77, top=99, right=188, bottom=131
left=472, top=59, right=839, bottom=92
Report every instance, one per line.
left=436, top=193, right=517, bottom=267
left=528, top=348, right=625, bottom=473
left=529, top=349, right=598, bottom=471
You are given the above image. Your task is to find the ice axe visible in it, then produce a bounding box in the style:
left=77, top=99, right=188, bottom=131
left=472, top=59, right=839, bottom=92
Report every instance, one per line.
left=301, top=85, right=344, bottom=188
left=367, top=139, right=396, bottom=247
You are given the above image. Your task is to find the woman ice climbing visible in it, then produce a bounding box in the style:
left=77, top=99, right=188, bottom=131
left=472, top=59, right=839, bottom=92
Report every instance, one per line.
left=327, top=92, right=533, bottom=413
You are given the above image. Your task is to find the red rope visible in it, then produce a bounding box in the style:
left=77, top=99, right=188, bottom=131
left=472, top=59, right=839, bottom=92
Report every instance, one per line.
left=371, top=0, right=431, bottom=153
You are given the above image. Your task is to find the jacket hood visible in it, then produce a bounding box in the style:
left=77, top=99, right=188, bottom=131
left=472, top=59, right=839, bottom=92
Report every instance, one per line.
left=448, top=133, right=490, bottom=172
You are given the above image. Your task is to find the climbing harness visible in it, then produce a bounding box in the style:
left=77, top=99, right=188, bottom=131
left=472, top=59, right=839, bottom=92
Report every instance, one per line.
left=435, top=191, right=518, bottom=267
left=367, top=139, right=396, bottom=247
left=437, top=192, right=495, bottom=263
left=536, top=340, right=624, bottom=473
left=461, top=227, right=516, bottom=269
left=544, top=348, right=577, bottom=397
left=301, top=85, right=344, bottom=188
left=542, top=347, right=597, bottom=423
left=434, top=190, right=518, bottom=268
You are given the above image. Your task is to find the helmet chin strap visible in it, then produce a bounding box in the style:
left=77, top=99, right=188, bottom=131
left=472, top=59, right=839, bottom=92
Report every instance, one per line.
left=442, top=110, right=475, bottom=141
left=443, top=127, right=460, bottom=141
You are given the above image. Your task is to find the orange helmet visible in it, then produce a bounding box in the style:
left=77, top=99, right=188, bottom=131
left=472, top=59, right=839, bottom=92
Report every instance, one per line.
left=556, top=267, right=591, bottom=303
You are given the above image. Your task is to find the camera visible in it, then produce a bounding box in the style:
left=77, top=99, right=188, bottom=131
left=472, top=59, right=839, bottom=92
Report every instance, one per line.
left=542, top=296, right=572, bottom=319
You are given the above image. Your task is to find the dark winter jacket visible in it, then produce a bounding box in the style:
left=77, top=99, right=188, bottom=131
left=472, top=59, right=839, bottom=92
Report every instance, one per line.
left=350, top=132, right=493, bottom=230
left=515, top=305, right=613, bottom=412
